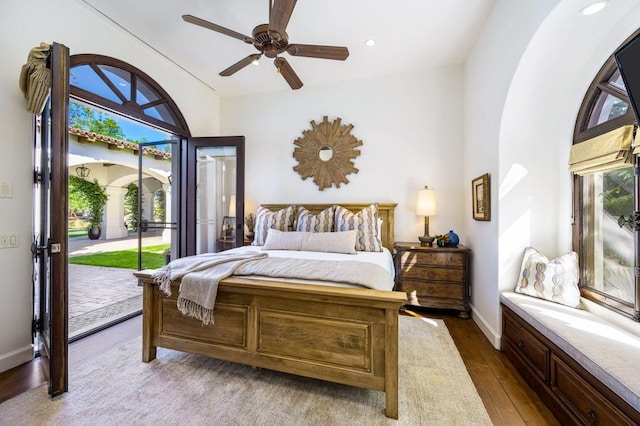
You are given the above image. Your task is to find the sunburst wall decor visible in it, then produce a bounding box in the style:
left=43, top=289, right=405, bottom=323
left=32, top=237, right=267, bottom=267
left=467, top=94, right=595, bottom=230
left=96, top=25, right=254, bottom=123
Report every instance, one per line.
left=292, top=116, right=362, bottom=191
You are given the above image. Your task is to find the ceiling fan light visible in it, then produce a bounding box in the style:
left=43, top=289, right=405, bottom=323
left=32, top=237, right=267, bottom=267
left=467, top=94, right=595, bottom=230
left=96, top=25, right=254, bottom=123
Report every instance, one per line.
left=252, top=59, right=260, bottom=65
left=580, top=0, right=608, bottom=15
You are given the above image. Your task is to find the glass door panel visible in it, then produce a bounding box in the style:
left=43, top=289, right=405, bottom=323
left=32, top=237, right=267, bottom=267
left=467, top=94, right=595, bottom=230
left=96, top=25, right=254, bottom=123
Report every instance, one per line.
left=196, top=146, right=237, bottom=254
left=185, top=137, right=244, bottom=257
left=138, top=140, right=178, bottom=269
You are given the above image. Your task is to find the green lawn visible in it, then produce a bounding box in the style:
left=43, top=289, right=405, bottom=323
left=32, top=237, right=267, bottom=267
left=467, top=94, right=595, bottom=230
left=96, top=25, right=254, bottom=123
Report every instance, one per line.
left=68, top=229, right=88, bottom=238
left=68, top=244, right=170, bottom=270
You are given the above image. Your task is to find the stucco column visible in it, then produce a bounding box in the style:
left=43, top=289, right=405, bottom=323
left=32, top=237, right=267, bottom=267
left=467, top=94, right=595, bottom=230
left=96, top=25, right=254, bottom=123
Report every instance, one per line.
left=103, top=186, right=128, bottom=239
left=142, top=188, right=154, bottom=224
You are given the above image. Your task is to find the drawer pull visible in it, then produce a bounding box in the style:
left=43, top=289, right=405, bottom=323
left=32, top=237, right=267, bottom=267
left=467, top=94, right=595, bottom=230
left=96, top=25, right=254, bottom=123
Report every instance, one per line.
left=426, top=286, right=436, bottom=294
left=517, top=340, right=524, bottom=349
left=427, top=271, right=436, bottom=279
left=587, top=409, right=597, bottom=424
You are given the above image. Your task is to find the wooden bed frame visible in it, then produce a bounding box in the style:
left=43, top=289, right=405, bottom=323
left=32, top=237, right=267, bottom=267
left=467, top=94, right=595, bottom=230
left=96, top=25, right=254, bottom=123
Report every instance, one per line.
left=134, top=203, right=406, bottom=419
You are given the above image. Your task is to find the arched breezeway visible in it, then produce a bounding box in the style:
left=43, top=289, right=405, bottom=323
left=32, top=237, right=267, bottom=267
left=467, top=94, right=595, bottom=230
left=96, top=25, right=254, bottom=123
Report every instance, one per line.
left=68, top=128, right=172, bottom=241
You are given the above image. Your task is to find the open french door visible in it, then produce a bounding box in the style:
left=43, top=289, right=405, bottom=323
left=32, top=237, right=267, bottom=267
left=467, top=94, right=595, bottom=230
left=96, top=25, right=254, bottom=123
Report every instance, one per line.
left=184, top=137, right=245, bottom=257
left=32, top=42, right=69, bottom=397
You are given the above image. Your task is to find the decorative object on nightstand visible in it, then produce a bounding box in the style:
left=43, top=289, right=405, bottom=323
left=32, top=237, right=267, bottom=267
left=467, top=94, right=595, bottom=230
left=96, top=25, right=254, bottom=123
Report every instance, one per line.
left=245, top=212, right=256, bottom=242
left=222, top=195, right=237, bottom=239
left=446, top=230, right=459, bottom=246
left=434, top=230, right=459, bottom=247
left=416, top=186, right=436, bottom=247
left=394, top=242, right=471, bottom=318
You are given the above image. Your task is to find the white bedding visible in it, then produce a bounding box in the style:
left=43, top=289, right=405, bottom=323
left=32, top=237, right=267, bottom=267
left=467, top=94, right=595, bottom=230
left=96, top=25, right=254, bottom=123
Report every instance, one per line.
left=224, top=245, right=396, bottom=291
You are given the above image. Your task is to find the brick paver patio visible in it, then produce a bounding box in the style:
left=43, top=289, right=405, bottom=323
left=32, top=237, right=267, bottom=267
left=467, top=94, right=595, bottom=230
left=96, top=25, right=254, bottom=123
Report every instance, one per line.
left=67, top=233, right=164, bottom=338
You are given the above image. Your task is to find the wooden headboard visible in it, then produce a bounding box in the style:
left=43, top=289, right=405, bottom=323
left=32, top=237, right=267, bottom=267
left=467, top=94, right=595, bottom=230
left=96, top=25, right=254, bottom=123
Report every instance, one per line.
left=261, top=203, right=397, bottom=251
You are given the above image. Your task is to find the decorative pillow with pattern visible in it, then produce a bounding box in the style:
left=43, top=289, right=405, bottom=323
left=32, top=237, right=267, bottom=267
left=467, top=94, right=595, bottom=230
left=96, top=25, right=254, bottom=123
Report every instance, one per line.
left=515, top=246, right=580, bottom=308
left=296, top=206, right=335, bottom=232
left=334, top=203, right=383, bottom=252
left=251, top=205, right=297, bottom=246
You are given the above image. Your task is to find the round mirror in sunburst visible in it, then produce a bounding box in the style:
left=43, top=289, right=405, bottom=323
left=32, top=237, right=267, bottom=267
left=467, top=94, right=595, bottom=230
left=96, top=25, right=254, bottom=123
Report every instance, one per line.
left=292, top=116, right=362, bottom=191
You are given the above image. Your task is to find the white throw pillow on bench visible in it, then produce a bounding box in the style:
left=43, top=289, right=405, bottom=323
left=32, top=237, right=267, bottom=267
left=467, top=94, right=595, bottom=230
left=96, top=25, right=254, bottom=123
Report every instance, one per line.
left=514, top=246, right=581, bottom=308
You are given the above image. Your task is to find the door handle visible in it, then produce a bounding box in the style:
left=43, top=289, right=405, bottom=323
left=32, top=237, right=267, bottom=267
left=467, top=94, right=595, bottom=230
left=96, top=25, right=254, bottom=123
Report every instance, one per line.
left=30, top=240, right=61, bottom=256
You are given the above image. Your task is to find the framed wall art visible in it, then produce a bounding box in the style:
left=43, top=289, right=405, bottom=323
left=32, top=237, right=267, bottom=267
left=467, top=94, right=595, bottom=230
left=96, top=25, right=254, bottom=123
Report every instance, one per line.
left=472, top=173, right=490, bottom=221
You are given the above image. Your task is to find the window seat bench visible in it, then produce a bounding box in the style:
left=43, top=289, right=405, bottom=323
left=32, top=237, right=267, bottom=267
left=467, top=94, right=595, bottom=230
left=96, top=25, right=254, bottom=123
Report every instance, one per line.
left=500, top=291, right=640, bottom=425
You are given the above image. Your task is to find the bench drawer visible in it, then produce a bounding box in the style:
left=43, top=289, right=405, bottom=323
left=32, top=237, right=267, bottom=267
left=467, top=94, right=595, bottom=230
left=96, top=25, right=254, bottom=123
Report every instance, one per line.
left=551, top=354, right=636, bottom=425
left=503, top=312, right=549, bottom=382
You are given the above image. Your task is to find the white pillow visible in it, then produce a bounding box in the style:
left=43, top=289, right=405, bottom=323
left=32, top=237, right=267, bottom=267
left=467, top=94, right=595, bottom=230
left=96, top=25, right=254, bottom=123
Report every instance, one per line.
left=262, top=229, right=357, bottom=254
left=514, top=246, right=581, bottom=308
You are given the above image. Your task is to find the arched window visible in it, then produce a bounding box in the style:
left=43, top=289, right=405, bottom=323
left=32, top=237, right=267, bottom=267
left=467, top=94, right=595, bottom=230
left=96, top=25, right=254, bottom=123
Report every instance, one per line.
left=70, top=54, right=190, bottom=137
left=573, top=36, right=639, bottom=320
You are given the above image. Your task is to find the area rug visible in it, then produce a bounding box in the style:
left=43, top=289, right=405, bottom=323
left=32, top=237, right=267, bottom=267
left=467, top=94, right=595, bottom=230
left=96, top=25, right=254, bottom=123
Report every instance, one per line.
left=0, top=316, right=491, bottom=425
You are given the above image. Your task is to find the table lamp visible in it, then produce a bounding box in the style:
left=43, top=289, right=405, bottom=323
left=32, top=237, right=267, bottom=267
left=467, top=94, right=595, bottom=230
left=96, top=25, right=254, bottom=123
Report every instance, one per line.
left=416, top=186, right=436, bottom=247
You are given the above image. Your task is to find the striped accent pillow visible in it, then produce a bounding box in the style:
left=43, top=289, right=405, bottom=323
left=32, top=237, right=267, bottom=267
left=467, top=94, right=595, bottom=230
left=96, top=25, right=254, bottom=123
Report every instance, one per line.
left=296, top=206, right=335, bottom=232
left=334, top=203, right=383, bottom=252
left=251, top=205, right=298, bottom=246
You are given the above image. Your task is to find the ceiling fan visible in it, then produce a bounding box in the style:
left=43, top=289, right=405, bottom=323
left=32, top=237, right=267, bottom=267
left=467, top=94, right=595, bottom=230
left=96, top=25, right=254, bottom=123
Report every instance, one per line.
left=182, top=0, right=349, bottom=90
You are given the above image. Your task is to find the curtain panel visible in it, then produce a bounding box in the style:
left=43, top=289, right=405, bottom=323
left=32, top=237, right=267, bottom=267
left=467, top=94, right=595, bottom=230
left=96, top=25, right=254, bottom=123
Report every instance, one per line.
left=18, top=42, right=51, bottom=115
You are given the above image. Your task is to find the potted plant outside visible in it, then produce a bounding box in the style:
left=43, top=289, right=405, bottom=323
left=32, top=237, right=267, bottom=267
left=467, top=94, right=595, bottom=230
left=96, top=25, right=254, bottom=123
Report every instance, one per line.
left=70, top=176, right=108, bottom=239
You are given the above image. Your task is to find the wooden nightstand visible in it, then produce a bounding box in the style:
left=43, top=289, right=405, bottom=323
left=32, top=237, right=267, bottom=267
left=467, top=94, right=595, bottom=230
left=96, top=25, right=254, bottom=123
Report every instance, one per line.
left=216, top=237, right=251, bottom=252
left=393, top=242, right=471, bottom=318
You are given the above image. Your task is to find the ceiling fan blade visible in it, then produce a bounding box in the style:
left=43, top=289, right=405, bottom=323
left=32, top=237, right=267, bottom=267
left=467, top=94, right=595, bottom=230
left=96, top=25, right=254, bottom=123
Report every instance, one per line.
left=286, top=44, right=349, bottom=60
left=182, top=14, right=253, bottom=44
left=219, top=54, right=262, bottom=77
left=269, top=0, right=297, bottom=37
left=274, top=57, right=303, bottom=90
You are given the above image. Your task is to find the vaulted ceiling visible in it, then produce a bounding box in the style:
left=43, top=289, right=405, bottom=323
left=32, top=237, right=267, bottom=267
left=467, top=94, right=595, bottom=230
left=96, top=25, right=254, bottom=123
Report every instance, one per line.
left=82, top=0, right=495, bottom=97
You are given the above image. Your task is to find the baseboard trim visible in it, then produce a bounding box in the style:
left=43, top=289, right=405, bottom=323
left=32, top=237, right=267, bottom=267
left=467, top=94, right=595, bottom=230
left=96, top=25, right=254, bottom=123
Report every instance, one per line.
left=470, top=303, right=501, bottom=349
left=0, top=344, right=34, bottom=374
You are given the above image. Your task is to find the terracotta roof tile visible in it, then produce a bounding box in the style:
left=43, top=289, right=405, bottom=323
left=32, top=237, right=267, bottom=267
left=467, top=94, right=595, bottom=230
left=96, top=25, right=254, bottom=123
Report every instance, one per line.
left=68, top=127, right=171, bottom=159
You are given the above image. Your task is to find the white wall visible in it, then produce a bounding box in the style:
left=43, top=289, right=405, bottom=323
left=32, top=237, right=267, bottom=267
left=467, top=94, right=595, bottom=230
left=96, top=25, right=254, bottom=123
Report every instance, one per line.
left=465, top=0, right=640, bottom=347
left=0, top=0, right=220, bottom=372
left=463, top=0, right=560, bottom=346
left=221, top=67, right=466, bottom=244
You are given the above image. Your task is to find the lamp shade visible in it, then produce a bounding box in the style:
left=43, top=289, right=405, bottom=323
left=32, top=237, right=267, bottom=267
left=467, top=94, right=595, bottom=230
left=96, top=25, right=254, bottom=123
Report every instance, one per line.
left=228, top=195, right=236, bottom=217
left=416, top=187, right=436, bottom=216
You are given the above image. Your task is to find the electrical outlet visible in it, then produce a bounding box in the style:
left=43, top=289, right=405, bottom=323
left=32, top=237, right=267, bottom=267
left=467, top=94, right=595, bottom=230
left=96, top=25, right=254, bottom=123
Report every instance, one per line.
left=0, top=233, right=19, bottom=248
left=0, top=181, right=12, bottom=198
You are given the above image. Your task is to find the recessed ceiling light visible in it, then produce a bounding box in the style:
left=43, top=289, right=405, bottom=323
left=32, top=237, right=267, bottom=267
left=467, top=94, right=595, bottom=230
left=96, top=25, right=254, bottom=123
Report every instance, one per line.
left=580, top=0, right=608, bottom=15
left=365, top=39, right=376, bottom=47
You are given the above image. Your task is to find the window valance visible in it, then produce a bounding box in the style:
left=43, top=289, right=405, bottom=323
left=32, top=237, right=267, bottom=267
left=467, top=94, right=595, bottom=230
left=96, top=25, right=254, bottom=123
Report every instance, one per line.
left=569, top=125, right=635, bottom=175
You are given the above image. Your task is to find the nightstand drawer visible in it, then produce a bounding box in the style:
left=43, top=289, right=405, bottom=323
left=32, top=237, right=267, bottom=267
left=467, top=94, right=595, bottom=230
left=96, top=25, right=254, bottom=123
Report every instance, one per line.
left=399, top=251, right=465, bottom=267
left=401, top=265, right=464, bottom=282
left=398, top=280, right=464, bottom=300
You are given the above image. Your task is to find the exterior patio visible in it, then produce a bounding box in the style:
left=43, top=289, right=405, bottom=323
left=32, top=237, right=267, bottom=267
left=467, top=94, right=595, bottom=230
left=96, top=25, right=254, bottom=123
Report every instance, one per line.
left=67, top=234, right=163, bottom=339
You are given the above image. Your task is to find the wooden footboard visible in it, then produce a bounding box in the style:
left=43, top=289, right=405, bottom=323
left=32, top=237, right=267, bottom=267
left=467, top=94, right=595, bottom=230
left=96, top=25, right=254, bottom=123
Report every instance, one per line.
left=135, top=272, right=406, bottom=419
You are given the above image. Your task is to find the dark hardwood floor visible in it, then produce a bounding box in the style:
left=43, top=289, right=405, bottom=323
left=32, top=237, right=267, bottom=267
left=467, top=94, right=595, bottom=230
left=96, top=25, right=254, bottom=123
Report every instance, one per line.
left=0, top=309, right=557, bottom=424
